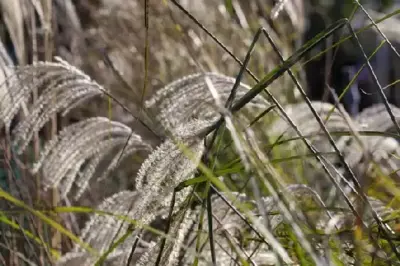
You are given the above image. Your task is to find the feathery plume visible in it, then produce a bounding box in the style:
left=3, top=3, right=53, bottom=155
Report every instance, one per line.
left=270, top=102, right=354, bottom=140
left=356, top=103, right=400, bottom=132
left=339, top=104, right=400, bottom=178
left=181, top=191, right=286, bottom=265
left=76, top=190, right=141, bottom=255
left=145, top=72, right=270, bottom=132
left=67, top=119, right=208, bottom=264
left=135, top=119, right=208, bottom=191
left=8, top=57, right=105, bottom=149
left=31, top=117, right=150, bottom=199
left=0, top=39, right=14, bottom=126
left=140, top=209, right=196, bottom=266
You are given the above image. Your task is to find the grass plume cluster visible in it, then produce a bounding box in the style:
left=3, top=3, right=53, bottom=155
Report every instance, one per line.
left=0, top=0, right=400, bottom=265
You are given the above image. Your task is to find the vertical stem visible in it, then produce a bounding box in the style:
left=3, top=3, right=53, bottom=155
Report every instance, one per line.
left=29, top=2, right=45, bottom=264
left=140, top=0, right=150, bottom=110
left=41, top=0, right=60, bottom=255
left=42, top=0, right=53, bottom=60
left=30, top=0, right=39, bottom=205
left=206, top=183, right=216, bottom=266
left=3, top=138, right=17, bottom=265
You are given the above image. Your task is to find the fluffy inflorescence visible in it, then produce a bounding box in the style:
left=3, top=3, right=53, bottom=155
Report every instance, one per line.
left=145, top=72, right=270, bottom=133
left=0, top=57, right=153, bottom=200
left=1, top=57, right=104, bottom=136
left=60, top=119, right=208, bottom=265
left=32, top=117, right=151, bottom=199
left=0, top=44, right=399, bottom=265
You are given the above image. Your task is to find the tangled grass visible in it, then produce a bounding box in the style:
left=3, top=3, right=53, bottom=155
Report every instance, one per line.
left=0, top=0, right=400, bottom=265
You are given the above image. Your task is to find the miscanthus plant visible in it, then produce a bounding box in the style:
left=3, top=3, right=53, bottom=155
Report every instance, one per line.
left=1, top=1, right=400, bottom=266
left=1, top=56, right=400, bottom=265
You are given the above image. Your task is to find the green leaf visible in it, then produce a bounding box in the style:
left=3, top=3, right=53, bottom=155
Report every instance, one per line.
left=0, top=188, right=97, bottom=256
